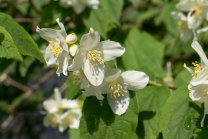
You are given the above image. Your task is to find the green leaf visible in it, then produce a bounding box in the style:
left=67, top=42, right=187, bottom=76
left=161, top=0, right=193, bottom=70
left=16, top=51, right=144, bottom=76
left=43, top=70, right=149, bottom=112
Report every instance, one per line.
left=174, top=68, right=192, bottom=88
left=80, top=92, right=139, bottom=139
left=102, top=0, right=124, bottom=25
left=0, top=12, right=45, bottom=63
left=69, top=129, right=81, bottom=139
left=65, top=79, right=81, bottom=100
left=19, top=57, right=36, bottom=77
left=162, top=86, right=196, bottom=139
left=128, top=0, right=140, bottom=7
left=0, top=26, right=22, bottom=61
left=0, top=59, right=16, bottom=76
left=82, top=5, right=108, bottom=39
left=136, top=86, right=171, bottom=139
left=155, top=2, right=178, bottom=34
left=122, top=29, right=164, bottom=77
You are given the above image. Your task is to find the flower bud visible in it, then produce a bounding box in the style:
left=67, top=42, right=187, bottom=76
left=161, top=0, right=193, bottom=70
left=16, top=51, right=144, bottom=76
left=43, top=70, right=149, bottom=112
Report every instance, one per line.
left=66, top=33, right=77, bottom=44
left=69, top=44, right=79, bottom=56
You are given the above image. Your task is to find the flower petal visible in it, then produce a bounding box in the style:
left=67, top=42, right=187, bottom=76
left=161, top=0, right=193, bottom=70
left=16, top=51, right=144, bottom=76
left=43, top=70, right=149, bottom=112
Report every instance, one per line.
left=107, top=90, right=130, bottom=115
left=56, top=18, right=67, bottom=37
left=68, top=50, right=87, bottom=71
left=118, top=71, right=149, bottom=91
left=54, top=88, right=61, bottom=103
left=176, top=0, right=197, bottom=12
left=45, top=46, right=58, bottom=65
left=61, top=99, right=78, bottom=109
left=104, top=66, right=121, bottom=82
left=56, top=32, right=68, bottom=52
left=80, top=28, right=100, bottom=50
left=183, top=63, right=194, bottom=74
left=187, top=9, right=203, bottom=29
left=56, top=51, right=69, bottom=76
left=180, top=28, right=192, bottom=42
left=192, top=41, right=208, bottom=66
left=36, top=26, right=58, bottom=43
left=197, top=27, right=208, bottom=41
left=82, top=84, right=104, bottom=100
left=84, top=59, right=105, bottom=86
left=170, top=11, right=187, bottom=21
left=95, top=41, right=125, bottom=61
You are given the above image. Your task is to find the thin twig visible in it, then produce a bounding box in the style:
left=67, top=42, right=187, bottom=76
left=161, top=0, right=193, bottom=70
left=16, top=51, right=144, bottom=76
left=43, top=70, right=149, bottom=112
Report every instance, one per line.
left=0, top=0, right=28, bottom=8
left=148, top=80, right=177, bottom=90
left=6, top=75, right=29, bottom=92
left=13, top=18, right=40, bottom=23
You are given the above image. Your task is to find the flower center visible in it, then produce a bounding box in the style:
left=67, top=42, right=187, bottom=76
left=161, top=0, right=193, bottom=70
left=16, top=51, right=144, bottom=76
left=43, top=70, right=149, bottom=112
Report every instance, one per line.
left=106, top=81, right=127, bottom=99
left=178, top=21, right=187, bottom=30
left=48, top=41, right=61, bottom=58
left=190, top=7, right=203, bottom=18
left=192, top=61, right=202, bottom=79
left=87, top=50, right=103, bottom=67
left=67, top=116, right=73, bottom=124
left=51, top=116, right=58, bottom=124
left=69, top=70, right=83, bottom=87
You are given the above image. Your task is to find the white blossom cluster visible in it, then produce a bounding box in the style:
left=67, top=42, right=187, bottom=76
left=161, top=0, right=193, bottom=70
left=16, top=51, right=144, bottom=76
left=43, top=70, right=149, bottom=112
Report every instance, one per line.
left=171, top=0, right=208, bottom=42
left=37, top=18, right=149, bottom=118
left=59, top=0, right=99, bottom=14
left=41, top=88, right=82, bottom=132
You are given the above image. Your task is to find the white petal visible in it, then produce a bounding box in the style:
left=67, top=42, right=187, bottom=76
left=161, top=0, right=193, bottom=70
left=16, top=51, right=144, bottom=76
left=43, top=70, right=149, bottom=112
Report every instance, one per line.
left=72, top=2, right=86, bottom=14
left=69, top=44, right=79, bottom=56
left=191, top=41, right=208, bottom=66
left=118, top=71, right=149, bottom=91
left=176, top=0, right=197, bottom=12
left=82, top=84, right=104, bottom=100
left=84, top=59, right=105, bottom=86
left=80, top=28, right=100, bottom=50
left=183, top=63, right=194, bottom=74
left=69, top=119, right=80, bottom=129
left=107, top=90, right=130, bottom=115
left=170, top=11, right=187, bottom=21
left=197, top=27, right=208, bottom=40
left=61, top=99, right=78, bottom=109
left=187, top=9, right=203, bottom=29
left=66, top=34, right=77, bottom=44
left=68, top=49, right=87, bottom=71
left=36, top=27, right=58, bottom=43
left=104, top=66, right=121, bottom=82
left=201, top=101, right=208, bottom=127
left=43, top=100, right=59, bottom=113
left=95, top=41, right=125, bottom=61
left=87, top=0, right=99, bottom=9
left=45, top=46, right=58, bottom=65
left=54, top=88, right=61, bottom=103
left=180, top=28, right=192, bottom=42
left=56, top=32, right=68, bottom=52
left=56, top=18, right=67, bottom=37
left=56, top=51, right=69, bottom=76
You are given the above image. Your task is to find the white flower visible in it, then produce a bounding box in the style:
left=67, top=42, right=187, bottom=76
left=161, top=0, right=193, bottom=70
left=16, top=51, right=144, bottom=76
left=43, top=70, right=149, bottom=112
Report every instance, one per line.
left=43, top=88, right=78, bottom=114
left=87, top=66, right=149, bottom=115
left=196, top=26, right=208, bottom=40
left=184, top=41, right=208, bottom=127
left=69, top=69, right=104, bottom=100
left=163, top=61, right=174, bottom=86
left=66, top=33, right=77, bottom=44
left=69, top=44, right=79, bottom=57
left=60, top=0, right=99, bottom=14
left=43, top=113, right=60, bottom=128
left=37, top=18, right=78, bottom=76
left=171, top=12, right=192, bottom=42
left=176, top=0, right=208, bottom=29
left=68, top=28, right=125, bottom=86
left=59, top=109, right=82, bottom=132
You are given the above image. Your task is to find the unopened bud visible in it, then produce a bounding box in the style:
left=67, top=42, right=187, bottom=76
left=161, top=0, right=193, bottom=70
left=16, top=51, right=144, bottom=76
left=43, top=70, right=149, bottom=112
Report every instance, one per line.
left=66, top=33, right=77, bottom=44
left=69, top=44, right=79, bottom=56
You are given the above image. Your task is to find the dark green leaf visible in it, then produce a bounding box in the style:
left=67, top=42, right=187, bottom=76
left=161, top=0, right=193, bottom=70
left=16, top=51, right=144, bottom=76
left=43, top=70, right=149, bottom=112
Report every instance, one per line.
left=0, top=12, right=45, bottom=63
left=19, top=57, right=36, bottom=77
left=80, top=92, right=139, bottom=139
left=65, top=79, right=81, bottom=100
left=136, top=86, right=171, bottom=139
left=0, top=26, right=22, bottom=61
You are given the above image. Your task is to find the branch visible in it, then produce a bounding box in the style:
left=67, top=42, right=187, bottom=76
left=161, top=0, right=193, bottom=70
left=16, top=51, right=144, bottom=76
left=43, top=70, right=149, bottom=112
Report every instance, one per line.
left=0, top=0, right=28, bottom=8
left=13, top=18, right=40, bottom=23
left=148, top=80, right=177, bottom=90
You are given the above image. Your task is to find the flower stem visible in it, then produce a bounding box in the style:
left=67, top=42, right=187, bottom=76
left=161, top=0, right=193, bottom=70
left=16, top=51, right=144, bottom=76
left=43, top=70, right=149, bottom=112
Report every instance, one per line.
left=148, top=80, right=177, bottom=90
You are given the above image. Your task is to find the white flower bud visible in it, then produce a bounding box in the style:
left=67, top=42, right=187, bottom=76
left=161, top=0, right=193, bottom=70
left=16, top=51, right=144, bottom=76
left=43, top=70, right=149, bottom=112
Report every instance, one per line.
left=69, top=44, right=79, bottom=56
left=66, top=33, right=77, bottom=44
